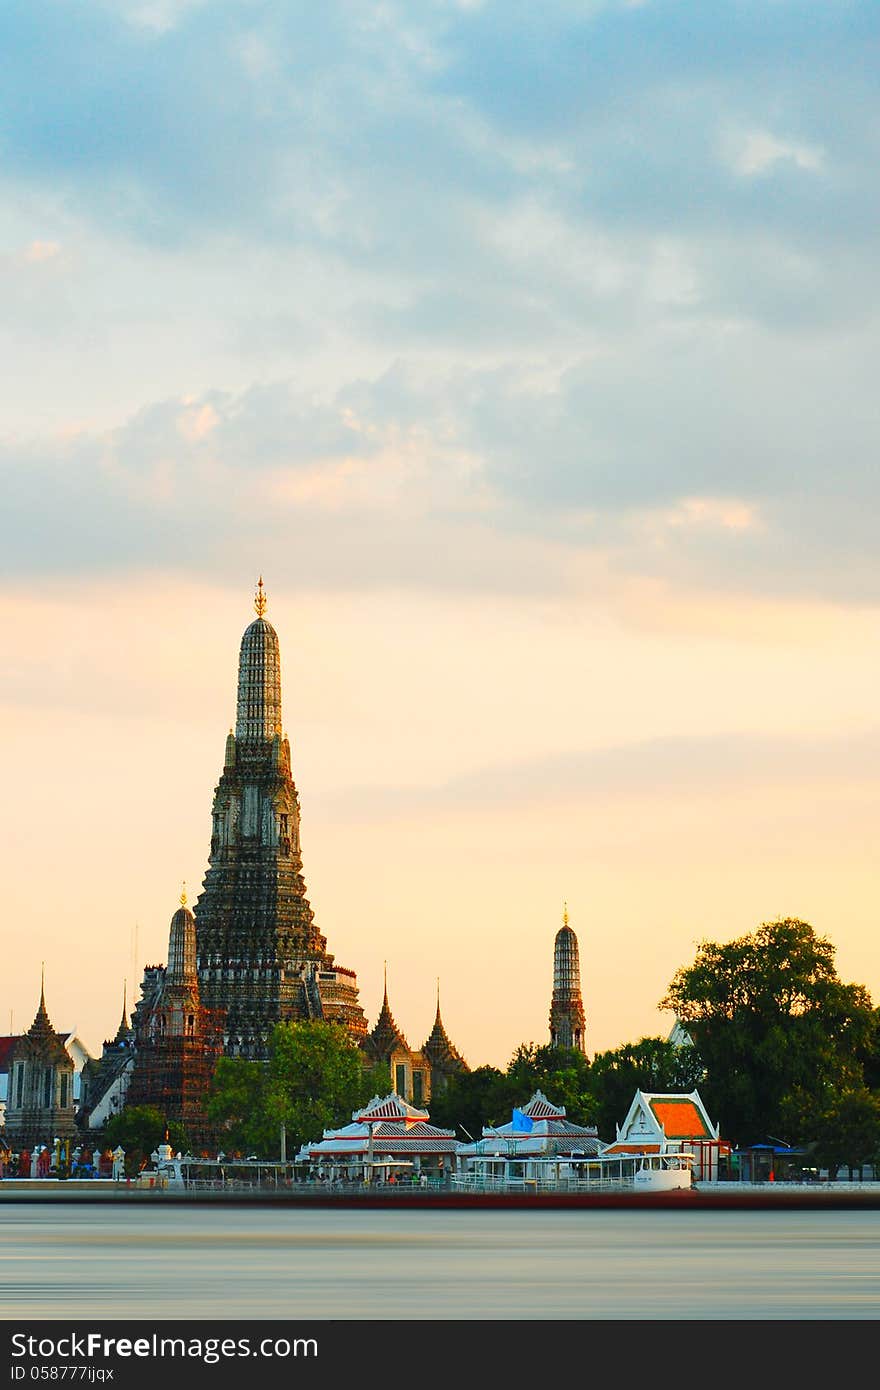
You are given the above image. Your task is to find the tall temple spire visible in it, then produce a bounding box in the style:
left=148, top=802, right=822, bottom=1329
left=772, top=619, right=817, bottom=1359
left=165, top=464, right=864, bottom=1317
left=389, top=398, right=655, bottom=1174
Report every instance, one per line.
left=235, top=580, right=282, bottom=743
left=194, top=589, right=366, bottom=1058
left=168, top=895, right=197, bottom=986
left=549, top=904, right=587, bottom=1055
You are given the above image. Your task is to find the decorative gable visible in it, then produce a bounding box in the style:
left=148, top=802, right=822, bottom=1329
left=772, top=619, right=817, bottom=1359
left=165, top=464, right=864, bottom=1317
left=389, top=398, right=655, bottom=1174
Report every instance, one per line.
left=521, top=1090, right=566, bottom=1120
left=353, top=1092, right=430, bottom=1127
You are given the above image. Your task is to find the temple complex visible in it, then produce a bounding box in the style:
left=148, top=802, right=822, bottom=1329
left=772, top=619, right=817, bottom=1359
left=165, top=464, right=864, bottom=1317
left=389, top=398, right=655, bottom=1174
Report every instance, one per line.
left=548, top=905, right=587, bottom=1054
left=3, top=978, right=78, bottom=1149
left=194, top=580, right=366, bottom=1058
left=362, top=972, right=468, bottom=1106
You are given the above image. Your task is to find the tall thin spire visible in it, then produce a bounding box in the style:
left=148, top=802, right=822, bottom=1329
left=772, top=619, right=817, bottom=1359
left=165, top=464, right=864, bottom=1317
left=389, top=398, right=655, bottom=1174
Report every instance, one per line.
left=236, top=583, right=282, bottom=742
left=549, top=905, right=587, bottom=1054
left=254, top=575, right=267, bottom=617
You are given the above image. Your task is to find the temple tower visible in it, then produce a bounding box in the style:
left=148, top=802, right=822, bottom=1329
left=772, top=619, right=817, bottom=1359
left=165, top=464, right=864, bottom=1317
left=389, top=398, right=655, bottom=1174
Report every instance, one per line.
left=4, top=975, right=78, bottom=1148
left=549, top=905, right=587, bottom=1054
left=195, top=580, right=366, bottom=1057
left=126, top=891, right=224, bottom=1147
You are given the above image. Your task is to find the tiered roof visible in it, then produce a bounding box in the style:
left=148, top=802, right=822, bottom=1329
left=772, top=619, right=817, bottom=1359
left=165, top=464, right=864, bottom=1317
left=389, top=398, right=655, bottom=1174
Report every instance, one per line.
left=457, top=1090, right=601, bottom=1158
left=297, top=1092, right=459, bottom=1161
left=364, top=976, right=409, bottom=1059
left=422, top=998, right=467, bottom=1072
left=14, top=986, right=71, bottom=1067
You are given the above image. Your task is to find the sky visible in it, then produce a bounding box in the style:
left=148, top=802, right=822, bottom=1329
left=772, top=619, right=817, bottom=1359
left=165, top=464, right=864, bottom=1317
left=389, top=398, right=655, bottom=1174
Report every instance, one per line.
left=2, top=0, right=880, bottom=1072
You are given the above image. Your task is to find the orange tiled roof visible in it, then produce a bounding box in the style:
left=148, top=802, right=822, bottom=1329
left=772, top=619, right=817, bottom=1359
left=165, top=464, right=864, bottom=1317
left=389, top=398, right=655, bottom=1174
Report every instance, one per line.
left=602, top=1143, right=662, bottom=1155
left=649, top=1098, right=711, bottom=1139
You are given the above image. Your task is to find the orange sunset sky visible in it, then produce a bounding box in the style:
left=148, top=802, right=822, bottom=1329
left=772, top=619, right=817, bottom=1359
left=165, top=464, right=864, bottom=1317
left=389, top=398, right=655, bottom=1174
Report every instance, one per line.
left=3, top=2, right=880, bottom=1069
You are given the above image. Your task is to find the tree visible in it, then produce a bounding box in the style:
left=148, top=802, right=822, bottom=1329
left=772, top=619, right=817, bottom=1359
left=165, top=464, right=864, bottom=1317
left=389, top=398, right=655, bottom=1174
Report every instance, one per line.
left=808, top=1089, right=880, bottom=1181
left=506, top=1043, right=595, bottom=1127
left=427, top=1065, right=512, bottom=1140
left=205, top=1057, right=273, bottom=1157
left=263, top=1020, right=390, bottom=1156
left=588, top=1037, right=705, bottom=1144
left=205, top=1021, right=391, bottom=1159
left=104, top=1105, right=188, bottom=1176
left=661, top=918, right=875, bottom=1147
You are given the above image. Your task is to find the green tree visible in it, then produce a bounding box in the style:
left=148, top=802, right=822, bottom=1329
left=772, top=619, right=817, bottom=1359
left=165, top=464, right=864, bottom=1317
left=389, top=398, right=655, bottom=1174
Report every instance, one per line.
left=104, top=1105, right=188, bottom=1176
left=426, top=1065, right=512, bottom=1140
left=506, top=1043, right=595, bottom=1127
left=206, top=1021, right=390, bottom=1159
left=263, top=1020, right=390, bottom=1156
left=205, top=1056, right=273, bottom=1157
left=588, top=1037, right=705, bottom=1144
left=809, top=1088, right=880, bottom=1181
left=661, top=918, right=874, bottom=1147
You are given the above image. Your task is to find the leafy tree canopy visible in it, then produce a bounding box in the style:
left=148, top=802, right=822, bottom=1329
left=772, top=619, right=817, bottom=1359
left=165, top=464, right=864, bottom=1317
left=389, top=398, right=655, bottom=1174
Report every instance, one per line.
left=206, top=1021, right=390, bottom=1159
left=427, top=1065, right=511, bottom=1140
left=589, top=1037, right=705, bottom=1143
left=104, top=1105, right=188, bottom=1172
left=506, top=1043, right=595, bottom=1128
left=660, top=918, right=874, bottom=1147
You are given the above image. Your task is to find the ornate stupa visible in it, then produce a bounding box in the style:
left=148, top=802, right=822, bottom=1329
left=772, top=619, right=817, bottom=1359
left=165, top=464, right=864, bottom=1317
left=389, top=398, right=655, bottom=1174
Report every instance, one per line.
left=194, top=580, right=366, bottom=1058
left=548, top=904, right=587, bottom=1054
left=126, top=888, right=224, bottom=1145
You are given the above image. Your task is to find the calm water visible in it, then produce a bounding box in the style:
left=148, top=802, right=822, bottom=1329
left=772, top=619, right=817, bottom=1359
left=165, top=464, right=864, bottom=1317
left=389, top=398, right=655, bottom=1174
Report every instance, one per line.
left=2, top=1203, right=879, bottom=1320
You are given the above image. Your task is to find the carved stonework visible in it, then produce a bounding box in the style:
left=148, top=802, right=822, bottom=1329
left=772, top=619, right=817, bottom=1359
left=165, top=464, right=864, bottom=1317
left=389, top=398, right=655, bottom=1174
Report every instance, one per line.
left=194, top=590, right=366, bottom=1058
left=549, top=908, right=587, bottom=1054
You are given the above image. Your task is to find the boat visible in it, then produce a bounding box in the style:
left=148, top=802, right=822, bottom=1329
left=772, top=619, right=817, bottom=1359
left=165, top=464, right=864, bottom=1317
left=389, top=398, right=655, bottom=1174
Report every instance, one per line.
left=632, top=1153, right=695, bottom=1192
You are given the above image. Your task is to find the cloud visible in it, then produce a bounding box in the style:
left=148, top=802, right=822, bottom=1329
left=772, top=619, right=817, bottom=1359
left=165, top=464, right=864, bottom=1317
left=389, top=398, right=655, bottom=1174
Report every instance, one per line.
left=732, top=130, right=826, bottom=178
left=0, top=2, right=878, bottom=608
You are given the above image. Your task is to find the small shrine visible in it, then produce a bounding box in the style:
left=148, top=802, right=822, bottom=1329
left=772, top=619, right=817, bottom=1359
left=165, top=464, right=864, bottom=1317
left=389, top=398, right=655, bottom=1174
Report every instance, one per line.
left=456, top=1089, right=601, bottom=1187
left=600, top=1089, right=730, bottom=1182
left=295, top=1092, right=459, bottom=1185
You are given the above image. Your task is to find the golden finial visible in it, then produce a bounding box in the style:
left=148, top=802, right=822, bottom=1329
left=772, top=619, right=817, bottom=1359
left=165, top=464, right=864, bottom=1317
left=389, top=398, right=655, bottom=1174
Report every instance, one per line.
left=180, top=881, right=187, bottom=907
left=563, top=901, right=569, bottom=927
left=254, top=576, right=267, bottom=617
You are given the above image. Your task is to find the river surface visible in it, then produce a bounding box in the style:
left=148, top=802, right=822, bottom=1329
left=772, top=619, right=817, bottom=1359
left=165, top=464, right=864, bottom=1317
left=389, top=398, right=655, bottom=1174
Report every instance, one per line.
left=2, top=1202, right=879, bottom=1320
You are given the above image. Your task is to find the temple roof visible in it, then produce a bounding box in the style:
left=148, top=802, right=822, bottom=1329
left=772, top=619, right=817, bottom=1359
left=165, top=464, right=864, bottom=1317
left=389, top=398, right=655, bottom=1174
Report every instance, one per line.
left=609, top=1089, right=720, bottom=1149
left=365, top=979, right=409, bottom=1058
left=13, top=985, right=72, bottom=1067
left=354, top=1093, right=429, bottom=1125
left=521, top=1090, right=567, bottom=1120
left=647, top=1097, right=713, bottom=1139
left=421, top=996, right=467, bottom=1071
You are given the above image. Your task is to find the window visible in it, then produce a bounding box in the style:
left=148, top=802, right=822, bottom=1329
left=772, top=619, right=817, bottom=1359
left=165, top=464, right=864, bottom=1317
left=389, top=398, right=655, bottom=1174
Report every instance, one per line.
left=395, top=1063, right=407, bottom=1098
left=60, top=1073, right=69, bottom=1108
left=412, top=1070, right=424, bottom=1105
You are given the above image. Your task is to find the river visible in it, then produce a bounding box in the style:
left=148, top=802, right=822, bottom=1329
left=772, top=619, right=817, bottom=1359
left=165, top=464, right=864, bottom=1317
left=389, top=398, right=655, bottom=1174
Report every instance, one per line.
left=2, top=1200, right=879, bottom=1320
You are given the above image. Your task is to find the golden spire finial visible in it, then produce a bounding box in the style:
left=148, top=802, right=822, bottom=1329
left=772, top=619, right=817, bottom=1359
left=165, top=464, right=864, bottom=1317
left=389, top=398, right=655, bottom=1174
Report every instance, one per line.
left=254, top=575, right=267, bottom=618
left=563, top=901, right=569, bottom=927
left=180, top=881, right=187, bottom=907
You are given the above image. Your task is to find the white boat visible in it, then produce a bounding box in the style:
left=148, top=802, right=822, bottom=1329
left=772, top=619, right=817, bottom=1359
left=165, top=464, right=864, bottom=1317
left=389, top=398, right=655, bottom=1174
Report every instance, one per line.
left=632, top=1153, right=695, bottom=1192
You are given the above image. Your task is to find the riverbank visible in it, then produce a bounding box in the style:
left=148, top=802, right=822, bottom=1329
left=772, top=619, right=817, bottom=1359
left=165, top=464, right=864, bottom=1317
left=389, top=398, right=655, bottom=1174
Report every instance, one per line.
left=2, top=1180, right=880, bottom=1209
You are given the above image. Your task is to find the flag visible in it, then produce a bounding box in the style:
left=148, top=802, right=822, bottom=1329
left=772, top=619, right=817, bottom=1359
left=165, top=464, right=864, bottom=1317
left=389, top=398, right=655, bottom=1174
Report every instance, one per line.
left=511, top=1108, right=534, bottom=1133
